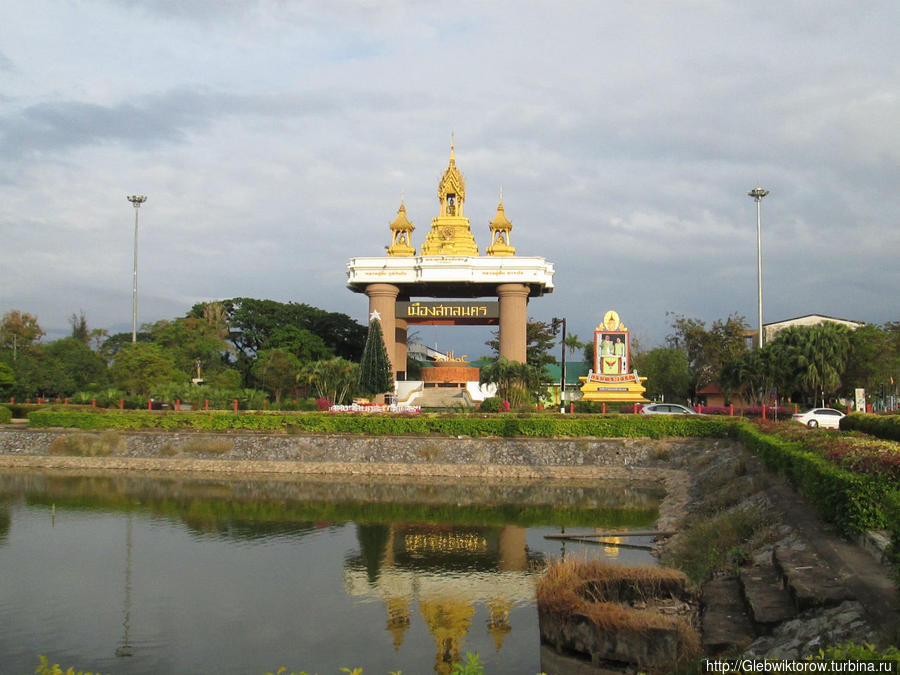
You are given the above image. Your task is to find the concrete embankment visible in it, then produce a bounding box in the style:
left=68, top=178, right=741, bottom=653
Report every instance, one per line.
left=0, top=428, right=694, bottom=532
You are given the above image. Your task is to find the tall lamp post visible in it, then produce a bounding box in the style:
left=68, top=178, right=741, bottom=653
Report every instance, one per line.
left=748, top=187, right=768, bottom=348
left=552, top=317, right=567, bottom=414
left=127, top=195, right=147, bottom=343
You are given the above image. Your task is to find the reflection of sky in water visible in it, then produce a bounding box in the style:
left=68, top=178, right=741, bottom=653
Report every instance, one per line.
left=0, top=473, right=662, bottom=675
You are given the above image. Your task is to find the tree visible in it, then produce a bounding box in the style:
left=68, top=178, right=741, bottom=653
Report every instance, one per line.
left=299, top=357, right=359, bottom=404
left=843, top=323, right=898, bottom=396
left=208, top=297, right=367, bottom=366
left=252, top=348, right=302, bottom=403
left=720, top=345, right=778, bottom=406
left=479, top=356, right=543, bottom=407
left=110, top=343, right=185, bottom=396
left=147, top=317, right=233, bottom=379
left=768, top=323, right=851, bottom=407
left=43, top=337, right=108, bottom=395
left=666, top=312, right=749, bottom=402
left=267, top=325, right=333, bottom=362
left=564, top=333, right=584, bottom=360
left=358, top=315, right=393, bottom=396
left=0, top=310, right=44, bottom=356
left=485, top=318, right=558, bottom=371
left=633, top=348, right=690, bottom=403
left=0, top=362, right=15, bottom=396
left=69, top=311, right=89, bottom=344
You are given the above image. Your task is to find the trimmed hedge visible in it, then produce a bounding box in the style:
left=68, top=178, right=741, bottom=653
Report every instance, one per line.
left=732, top=421, right=889, bottom=534
left=26, top=408, right=735, bottom=439
left=841, top=412, right=900, bottom=442
left=0, top=406, right=11, bottom=424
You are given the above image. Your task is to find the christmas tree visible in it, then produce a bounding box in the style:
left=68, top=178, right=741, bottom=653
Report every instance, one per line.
left=358, top=311, right=393, bottom=396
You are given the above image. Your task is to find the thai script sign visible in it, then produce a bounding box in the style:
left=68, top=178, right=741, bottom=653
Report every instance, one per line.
left=397, top=301, right=499, bottom=322
left=587, top=371, right=641, bottom=384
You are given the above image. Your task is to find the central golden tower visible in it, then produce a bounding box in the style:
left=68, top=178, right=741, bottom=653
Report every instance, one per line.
left=420, top=140, right=480, bottom=255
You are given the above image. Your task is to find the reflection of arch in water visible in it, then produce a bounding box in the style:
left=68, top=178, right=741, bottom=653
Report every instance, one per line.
left=420, top=597, right=476, bottom=675
left=344, top=523, right=537, bottom=667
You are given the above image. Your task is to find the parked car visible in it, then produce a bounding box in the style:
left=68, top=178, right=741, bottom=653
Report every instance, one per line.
left=791, top=408, right=845, bottom=429
left=639, top=403, right=698, bottom=415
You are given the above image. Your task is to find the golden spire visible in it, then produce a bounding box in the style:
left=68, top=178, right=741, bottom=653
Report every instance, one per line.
left=420, top=140, right=479, bottom=255
left=486, top=189, right=515, bottom=256
left=386, top=200, right=416, bottom=256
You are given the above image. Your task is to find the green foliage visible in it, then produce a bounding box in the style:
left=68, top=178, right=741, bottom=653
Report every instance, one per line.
left=843, top=323, right=900, bottom=398
left=478, top=396, right=505, bottom=412
left=666, top=312, right=749, bottom=401
left=35, top=654, right=108, bottom=675
left=110, top=342, right=186, bottom=395
left=732, top=421, right=889, bottom=534
left=479, top=357, right=543, bottom=407
left=806, top=641, right=900, bottom=664
left=486, top=319, right=558, bottom=372
left=660, top=506, right=769, bottom=583
left=0, top=405, right=11, bottom=424
left=452, top=652, right=484, bottom=675
left=720, top=343, right=779, bottom=406
left=842, top=413, right=900, bottom=442
left=633, top=347, right=691, bottom=403
left=0, top=309, right=44, bottom=352
left=210, top=297, right=366, bottom=384
left=253, top=348, right=303, bottom=403
left=770, top=322, right=851, bottom=406
left=358, top=317, right=393, bottom=396
left=28, top=408, right=734, bottom=440
left=0, top=361, right=15, bottom=395
left=42, top=338, right=109, bottom=395
left=299, top=358, right=359, bottom=405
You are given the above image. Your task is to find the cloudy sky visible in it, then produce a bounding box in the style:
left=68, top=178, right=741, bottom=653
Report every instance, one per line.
left=1, top=0, right=898, bottom=358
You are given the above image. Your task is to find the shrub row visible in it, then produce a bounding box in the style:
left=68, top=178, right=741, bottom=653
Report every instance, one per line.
left=0, top=406, right=11, bottom=424
left=27, top=409, right=734, bottom=439
left=841, top=412, right=900, bottom=442
left=731, top=421, right=890, bottom=534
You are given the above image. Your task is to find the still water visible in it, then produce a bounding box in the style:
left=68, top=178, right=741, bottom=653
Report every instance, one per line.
left=0, top=471, right=663, bottom=675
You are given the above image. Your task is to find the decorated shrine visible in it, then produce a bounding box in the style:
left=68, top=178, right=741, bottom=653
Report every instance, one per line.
left=347, top=140, right=555, bottom=388
left=579, top=310, right=648, bottom=403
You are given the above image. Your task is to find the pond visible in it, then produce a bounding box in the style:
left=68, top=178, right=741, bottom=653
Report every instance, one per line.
left=0, top=471, right=664, bottom=675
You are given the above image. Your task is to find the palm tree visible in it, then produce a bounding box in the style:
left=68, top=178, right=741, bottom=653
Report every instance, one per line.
left=564, top=333, right=584, bottom=360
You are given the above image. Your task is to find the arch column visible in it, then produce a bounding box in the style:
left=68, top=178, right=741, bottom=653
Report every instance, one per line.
left=395, top=318, right=408, bottom=380
left=497, top=283, right=530, bottom=363
left=365, top=283, right=400, bottom=378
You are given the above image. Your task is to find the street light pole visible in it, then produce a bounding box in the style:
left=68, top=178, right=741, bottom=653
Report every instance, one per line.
left=127, top=195, right=147, bottom=343
left=748, top=187, right=769, bottom=348
left=552, top=317, right=567, bottom=414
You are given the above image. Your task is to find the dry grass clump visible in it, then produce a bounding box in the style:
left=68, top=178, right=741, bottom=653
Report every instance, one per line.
left=537, top=557, right=700, bottom=669
left=537, top=558, right=687, bottom=614
left=181, top=438, right=234, bottom=455
left=49, top=432, right=124, bottom=457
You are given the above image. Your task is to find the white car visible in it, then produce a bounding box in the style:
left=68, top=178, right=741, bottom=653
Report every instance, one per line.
left=791, top=408, right=845, bottom=429
left=639, top=403, right=699, bottom=415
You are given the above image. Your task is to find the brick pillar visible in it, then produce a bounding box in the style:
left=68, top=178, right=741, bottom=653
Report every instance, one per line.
left=497, top=283, right=530, bottom=363
left=365, top=283, right=400, bottom=377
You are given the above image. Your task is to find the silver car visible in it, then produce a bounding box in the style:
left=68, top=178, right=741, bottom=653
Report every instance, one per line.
left=791, top=408, right=845, bottom=429
left=640, top=403, right=698, bottom=415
